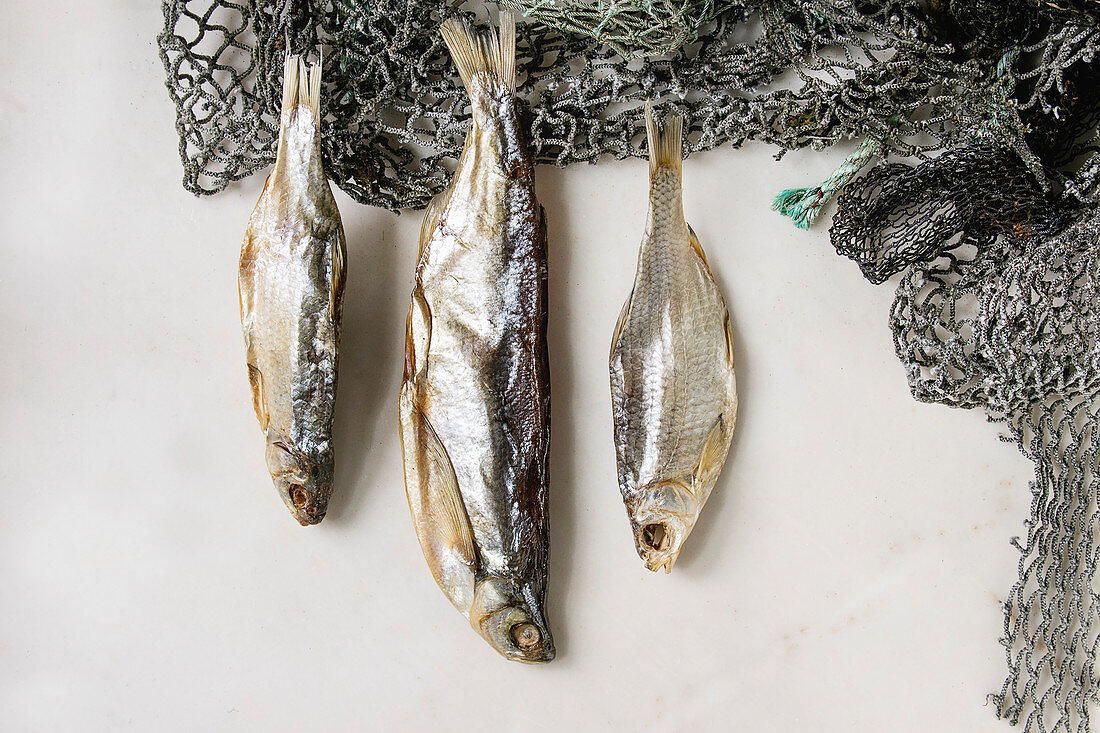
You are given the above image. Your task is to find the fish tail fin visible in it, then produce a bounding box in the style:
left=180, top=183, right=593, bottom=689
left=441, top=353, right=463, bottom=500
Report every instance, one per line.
left=280, top=52, right=322, bottom=119
left=645, top=102, right=683, bottom=175
left=273, top=52, right=324, bottom=180
left=440, top=10, right=517, bottom=97
left=281, top=52, right=300, bottom=113
left=308, top=53, right=322, bottom=119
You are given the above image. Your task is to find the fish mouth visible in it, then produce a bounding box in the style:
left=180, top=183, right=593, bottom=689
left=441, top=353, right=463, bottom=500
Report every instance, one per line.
left=286, top=484, right=328, bottom=525
left=291, top=507, right=326, bottom=526
left=505, top=621, right=556, bottom=663
left=629, top=480, right=696, bottom=573
left=637, top=521, right=682, bottom=573
left=471, top=578, right=555, bottom=663
left=266, top=439, right=333, bottom=525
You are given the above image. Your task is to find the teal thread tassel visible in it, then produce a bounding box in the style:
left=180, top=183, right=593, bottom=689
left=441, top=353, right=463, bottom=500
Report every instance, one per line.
left=772, top=136, right=884, bottom=230
left=771, top=186, right=827, bottom=230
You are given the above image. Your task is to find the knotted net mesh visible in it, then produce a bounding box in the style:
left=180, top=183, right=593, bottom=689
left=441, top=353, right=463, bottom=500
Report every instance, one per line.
left=837, top=174, right=1100, bottom=731
left=897, top=214, right=1100, bottom=731
left=829, top=16, right=1100, bottom=723
left=159, top=0, right=1100, bottom=727
left=494, top=0, right=748, bottom=56
left=159, top=0, right=1012, bottom=211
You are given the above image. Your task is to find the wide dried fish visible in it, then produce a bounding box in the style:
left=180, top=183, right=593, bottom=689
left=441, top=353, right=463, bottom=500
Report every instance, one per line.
left=239, top=54, right=346, bottom=526
left=609, top=105, right=738, bottom=572
left=399, top=12, right=554, bottom=662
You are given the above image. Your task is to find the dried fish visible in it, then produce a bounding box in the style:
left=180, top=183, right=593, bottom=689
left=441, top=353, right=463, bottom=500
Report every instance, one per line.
left=239, top=54, right=346, bottom=526
left=399, top=12, right=554, bottom=662
left=609, top=105, right=738, bottom=572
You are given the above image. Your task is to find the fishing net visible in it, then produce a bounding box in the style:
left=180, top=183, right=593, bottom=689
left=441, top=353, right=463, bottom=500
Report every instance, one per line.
left=828, top=24, right=1100, bottom=725
left=835, top=162, right=1100, bottom=731
left=494, top=0, right=752, bottom=56
left=158, top=0, right=1006, bottom=211
left=159, top=0, right=1100, bottom=727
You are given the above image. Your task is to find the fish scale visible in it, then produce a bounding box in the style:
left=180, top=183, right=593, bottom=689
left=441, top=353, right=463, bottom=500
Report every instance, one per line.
left=239, top=54, right=346, bottom=527
left=610, top=105, right=738, bottom=573
left=399, top=11, right=554, bottom=664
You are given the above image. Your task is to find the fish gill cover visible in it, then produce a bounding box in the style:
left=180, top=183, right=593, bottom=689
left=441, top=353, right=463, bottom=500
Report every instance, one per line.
left=160, top=0, right=1100, bottom=729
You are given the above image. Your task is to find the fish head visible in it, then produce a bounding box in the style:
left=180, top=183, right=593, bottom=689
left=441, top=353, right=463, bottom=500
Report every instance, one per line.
left=630, top=479, right=698, bottom=573
left=470, top=577, right=555, bottom=664
left=266, top=439, right=334, bottom=526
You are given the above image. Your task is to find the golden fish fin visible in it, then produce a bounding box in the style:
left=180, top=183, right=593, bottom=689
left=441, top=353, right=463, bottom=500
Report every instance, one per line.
left=247, top=362, right=269, bottom=430
left=644, top=102, right=683, bottom=175
left=265, top=437, right=307, bottom=482
left=273, top=53, right=300, bottom=176
left=419, top=191, right=448, bottom=260
left=439, top=10, right=516, bottom=97
left=293, top=54, right=322, bottom=120
left=723, top=311, right=736, bottom=371
left=694, top=415, right=730, bottom=490
left=686, top=224, right=711, bottom=268
left=238, top=231, right=256, bottom=322
left=406, top=405, right=479, bottom=570
left=403, top=288, right=432, bottom=382
left=281, top=52, right=300, bottom=113
left=332, top=225, right=347, bottom=310
left=239, top=238, right=267, bottom=430
left=276, top=52, right=321, bottom=139
left=298, top=57, right=310, bottom=115
left=609, top=290, right=633, bottom=362
left=306, top=54, right=322, bottom=120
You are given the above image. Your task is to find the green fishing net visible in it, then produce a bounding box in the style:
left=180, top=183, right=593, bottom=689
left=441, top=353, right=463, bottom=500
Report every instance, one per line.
left=158, top=0, right=1100, bottom=728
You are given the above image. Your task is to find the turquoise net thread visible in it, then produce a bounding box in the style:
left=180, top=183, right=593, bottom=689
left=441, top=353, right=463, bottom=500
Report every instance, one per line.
left=771, top=136, right=884, bottom=230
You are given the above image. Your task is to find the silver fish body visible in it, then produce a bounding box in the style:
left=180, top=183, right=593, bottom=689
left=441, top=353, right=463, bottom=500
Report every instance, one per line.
left=399, top=12, right=553, bottom=663
left=609, top=107, right=737, bottom=572
left=239, top=56, right=346, bottom=526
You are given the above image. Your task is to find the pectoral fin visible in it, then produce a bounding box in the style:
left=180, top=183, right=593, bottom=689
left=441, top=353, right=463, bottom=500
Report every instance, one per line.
left=239, top=230, right=267, bottom=430
left=693, top=415, right=731, bottom=494
left=404, top=288, right=432, bottom=382
left=265, top=438, right=307, bottom=482
left=247, top=362, right=269, bottom=430
left=331, top=226, right=347, bottom=312
left=418, top=415, right=478, bottom=568
left=399, top=395, right=479, bottom=610
left=723, top=312, right=735, bottom=370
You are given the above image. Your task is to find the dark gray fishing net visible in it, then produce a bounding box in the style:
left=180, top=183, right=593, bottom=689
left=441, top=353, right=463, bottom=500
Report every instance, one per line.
left=829, top=13, right=1100, bottom=725
left=158, top=0, right=1011, bottom=211
left=161, top=0, right=1100, bottom=727
left=868, top=188, right=1100, bottom=733
left=495, top=0, right=749, bottom=57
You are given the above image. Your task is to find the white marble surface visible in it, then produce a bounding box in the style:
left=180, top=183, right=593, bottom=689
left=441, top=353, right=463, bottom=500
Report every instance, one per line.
left=0, top=3, right=1036, bottom=730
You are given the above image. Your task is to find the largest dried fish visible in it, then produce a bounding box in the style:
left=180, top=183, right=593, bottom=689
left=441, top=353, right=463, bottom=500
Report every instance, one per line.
left=609, top=105, right=738, bottom=572
left=239, top=55, right=346, bottom=526
left=398, top=12, right=554, bottom=663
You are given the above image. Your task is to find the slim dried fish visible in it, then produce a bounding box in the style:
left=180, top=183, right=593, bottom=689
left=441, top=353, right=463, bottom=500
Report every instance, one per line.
left=239, top=55, right=347, bottom=526
left=610, top=105, right=738, bottom=572
left=398, top=12, right=554, bottom=663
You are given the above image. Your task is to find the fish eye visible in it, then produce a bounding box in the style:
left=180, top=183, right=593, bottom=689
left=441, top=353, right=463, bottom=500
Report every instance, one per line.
left=509, top=622, right=541, bottom=650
